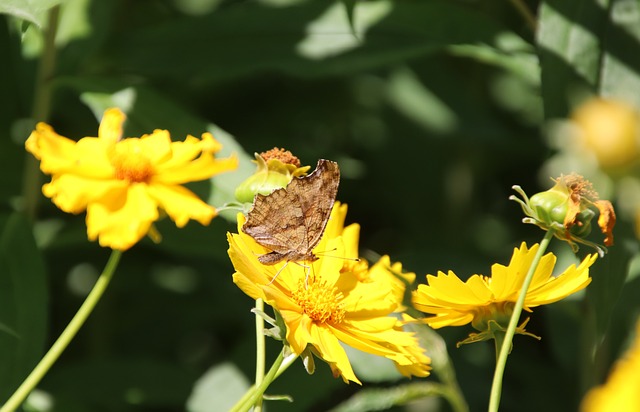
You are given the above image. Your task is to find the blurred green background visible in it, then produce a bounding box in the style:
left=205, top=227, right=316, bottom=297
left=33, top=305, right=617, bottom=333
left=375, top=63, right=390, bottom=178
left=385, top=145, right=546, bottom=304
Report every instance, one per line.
left=1, top=0, right=640, bottom=411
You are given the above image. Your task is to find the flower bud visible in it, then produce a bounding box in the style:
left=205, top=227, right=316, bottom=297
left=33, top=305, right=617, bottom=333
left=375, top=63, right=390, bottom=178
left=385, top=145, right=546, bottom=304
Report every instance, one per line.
left=511, top=173, right=616, bottom=256
left=529, top=189, right=571, bottom=227
left=234, top=148, right=310, bottom=203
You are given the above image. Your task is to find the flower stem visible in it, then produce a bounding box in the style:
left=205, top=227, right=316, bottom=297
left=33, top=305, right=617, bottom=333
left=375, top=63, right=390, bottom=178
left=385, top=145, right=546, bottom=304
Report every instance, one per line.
left=507, top=0, right=537, bottom=32
left=442, top=382, right=469, bottom=412
left=488, top=231, right=554, bottom=412
left=22, top=5, right=60, bottom=222
left=254, top=299, right=266, bottom=412
left=230, top=349, right=291, bottom=412
left=0, top=250, right=122, bottom=412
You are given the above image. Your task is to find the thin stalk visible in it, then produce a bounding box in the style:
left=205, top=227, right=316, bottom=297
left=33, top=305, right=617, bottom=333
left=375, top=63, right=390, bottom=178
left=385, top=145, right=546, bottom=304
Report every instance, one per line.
left=442, top=381, right=469, bottom=412
left=253, top=299, right=266, bottom=412
left=22, top=5, right=60, bottom=221
left=230, top=350, right=286, bottom=412
left=0, top=250, right=122, bottom=412
left=488, top=231, right=554, bottom=412
left=507, top=0, right=537, bottom=32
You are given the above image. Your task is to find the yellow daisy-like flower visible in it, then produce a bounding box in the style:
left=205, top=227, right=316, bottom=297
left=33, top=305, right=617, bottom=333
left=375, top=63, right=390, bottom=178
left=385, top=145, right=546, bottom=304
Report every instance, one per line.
left=581, top=320, right=640, bottom=411
left=412, top=243, right=596, bottom=334
left=228, top=202, right=430, bottom=384
left=26, top=108, right=238, bottom=250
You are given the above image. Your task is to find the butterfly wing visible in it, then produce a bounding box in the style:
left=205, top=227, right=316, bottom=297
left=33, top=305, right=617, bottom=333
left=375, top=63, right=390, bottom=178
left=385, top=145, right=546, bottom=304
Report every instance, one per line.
left=242, top=159, right=340, bottom=263
left=287, top=159, right=340, bottom=254
left=242, top=186, right=305, bottom=256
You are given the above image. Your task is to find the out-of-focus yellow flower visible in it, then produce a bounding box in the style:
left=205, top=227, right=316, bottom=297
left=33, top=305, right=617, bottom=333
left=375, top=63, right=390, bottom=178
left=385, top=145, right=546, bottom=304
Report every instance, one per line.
left=581, top=320, right=640, bottom=411
left=572, top=98, right=640, bottom=170
left=234, top=147, right=310, bottom=203
left=26, top=108, right=238, bottom=250
left=512, top=174, right=616, bottom=256
left=412, top=243, right=596, bottom=344
left=228, top=202, right=430, bottom=384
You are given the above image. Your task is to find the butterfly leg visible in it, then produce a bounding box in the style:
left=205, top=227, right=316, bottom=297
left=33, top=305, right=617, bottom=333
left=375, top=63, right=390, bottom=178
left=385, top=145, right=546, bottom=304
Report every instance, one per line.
left=266, top=261, right=290, bottom=286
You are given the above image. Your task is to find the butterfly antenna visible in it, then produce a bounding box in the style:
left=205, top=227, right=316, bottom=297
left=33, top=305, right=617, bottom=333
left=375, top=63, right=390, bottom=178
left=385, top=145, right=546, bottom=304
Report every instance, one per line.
left=315, top=248, right=360, bottom=262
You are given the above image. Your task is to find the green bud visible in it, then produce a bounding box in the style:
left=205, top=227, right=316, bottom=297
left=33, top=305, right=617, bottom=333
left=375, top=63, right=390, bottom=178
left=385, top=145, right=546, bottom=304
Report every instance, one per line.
left=529, top=190, right=569, bottom=226
left=234, top=171, right=291, bottom=203
left=234, top=152, right=309, bottom=204
left=569, top=208, right=595, bottom=237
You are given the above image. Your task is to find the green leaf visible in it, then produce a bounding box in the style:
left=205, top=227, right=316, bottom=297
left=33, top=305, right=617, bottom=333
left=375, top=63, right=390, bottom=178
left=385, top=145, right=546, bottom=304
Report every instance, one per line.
left=340, top=0, right=358, bottom=37
left=329, top=382, right=446, bottom=412
left=537, top=0, right=640, bottom=118
left=108, top=0, right=522, bottom=83
left=0, top=213, right=48, bottom=401
left=186, top=363, right=251, bottom=412
left=0, top=0, right=61, bottom=28
left=447, top=31, right=540, bottom=86
left=344, top=346, right=403, bottom=382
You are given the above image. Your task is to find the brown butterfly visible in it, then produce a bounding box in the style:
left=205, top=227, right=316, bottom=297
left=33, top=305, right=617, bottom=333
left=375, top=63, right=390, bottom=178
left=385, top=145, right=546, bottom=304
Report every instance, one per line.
left=242, top=159, right=340, bottom=265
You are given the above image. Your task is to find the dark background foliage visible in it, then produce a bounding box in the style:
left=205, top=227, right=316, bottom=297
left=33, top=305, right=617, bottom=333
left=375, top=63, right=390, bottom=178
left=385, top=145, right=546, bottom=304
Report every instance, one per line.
left=1, top=0, right=639, bottom=411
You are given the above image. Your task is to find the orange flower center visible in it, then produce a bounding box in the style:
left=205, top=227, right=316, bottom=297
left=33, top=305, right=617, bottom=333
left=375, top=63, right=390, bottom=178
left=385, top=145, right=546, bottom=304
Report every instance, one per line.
left=110, top=141, right=155, bottom=183
left=292, top=276, right=345, bottom=324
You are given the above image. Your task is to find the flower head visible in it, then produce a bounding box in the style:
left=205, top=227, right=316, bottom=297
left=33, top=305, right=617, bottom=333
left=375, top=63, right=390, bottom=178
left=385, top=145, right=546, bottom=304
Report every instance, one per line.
left=511, top=174, right=616, bottom=256
left=412, top=243, right=596, bottom=343
left=572, top=98, right=640, bottom=170
left=581, top=320, right=640, bottom=411
left=234, top=148, right=310, bottom=203
left=26, top=108, right=238, bottom=250
left=228, top=202, right=430, bottom=383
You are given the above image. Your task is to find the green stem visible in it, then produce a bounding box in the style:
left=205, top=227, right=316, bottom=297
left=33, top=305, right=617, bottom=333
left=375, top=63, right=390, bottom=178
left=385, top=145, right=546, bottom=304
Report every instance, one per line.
left=434, top=342, right=468, bottom=412
left=442, top=382, right=469, bottom=412
left=253, top=299, right=266, bottom=412
left=507, top=0, right=537, bottom=32
left=230, top=349, right=291, bottom=412
left=488, top=231, right=554, bottom=412
left=22, top=5, right=60, bottom=222
left=0, top=250, right=122, bottom=412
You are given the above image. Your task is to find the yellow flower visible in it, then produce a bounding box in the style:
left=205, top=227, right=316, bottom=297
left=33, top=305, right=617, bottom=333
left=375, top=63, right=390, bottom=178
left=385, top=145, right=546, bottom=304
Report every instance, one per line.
left=413, top=243, right=596, bottom=336
left=572, top=98, right=640, bottom=170
left=228, top=202, right=430, bottom=384
left=26, top=108, right=238, bottom=250
left=581, top=320, right=640, bottom=411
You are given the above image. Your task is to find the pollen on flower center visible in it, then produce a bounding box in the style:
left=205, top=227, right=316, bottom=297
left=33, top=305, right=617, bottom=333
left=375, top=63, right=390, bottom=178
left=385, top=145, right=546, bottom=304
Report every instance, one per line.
left=110, top=142, right=155, bottom=183
left=292, top=277, right=345, bottom=324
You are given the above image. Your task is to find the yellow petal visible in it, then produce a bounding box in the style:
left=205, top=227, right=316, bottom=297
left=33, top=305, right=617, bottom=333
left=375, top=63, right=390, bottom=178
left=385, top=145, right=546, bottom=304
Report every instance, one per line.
left=86, top=184, right=159, bottom=250
left=43, top=175, right=126, bottom=214
left=98, top=108, right=126, bottom=143
left=154, top=133, right=238, bottom=184
left=145, top=183, right=216, bottom=227
left=26, top=124, right=81, bottom=173
left=312, top=324, right=360, bottom=384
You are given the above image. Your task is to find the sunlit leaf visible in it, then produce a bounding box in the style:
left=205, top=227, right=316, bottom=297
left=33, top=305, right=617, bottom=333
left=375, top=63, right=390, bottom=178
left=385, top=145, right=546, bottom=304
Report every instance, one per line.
left=186, top=363, right=250, bottom=412
left=537, top=0, right=640, bottom=118
left=330, top=382, right=445, bottom=412
left=0, top=0, right=61, bottom=27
